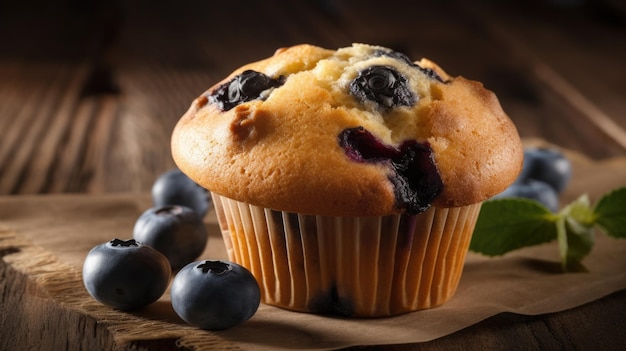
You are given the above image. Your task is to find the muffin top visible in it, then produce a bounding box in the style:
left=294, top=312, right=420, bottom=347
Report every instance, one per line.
left=171, top=43, right=523, bottom=216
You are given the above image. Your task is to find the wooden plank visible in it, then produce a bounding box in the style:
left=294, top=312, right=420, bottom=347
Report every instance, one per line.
left=0, top=61, right=28, bottom=131
left=46, top=97, right=97, bottom=193
left=0, top=64, right=72, bottom=194
left=0, top=63, right=51, bottom=169
left=18, top=63, right=89, bottom=194
left=83, top=96, right=120, bottom=194
left=458, top=1, right=626, bottom=155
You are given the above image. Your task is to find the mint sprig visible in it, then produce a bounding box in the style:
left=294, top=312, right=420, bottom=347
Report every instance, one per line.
left=470, top=186, right=626, bottom=272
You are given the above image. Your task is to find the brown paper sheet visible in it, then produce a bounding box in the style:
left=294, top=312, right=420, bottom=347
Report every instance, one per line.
left=1, top=145, right=626, bottom=350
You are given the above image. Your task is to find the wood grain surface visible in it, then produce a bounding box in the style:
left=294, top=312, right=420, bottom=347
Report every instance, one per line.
left=1, top=0, right=625, bottom=350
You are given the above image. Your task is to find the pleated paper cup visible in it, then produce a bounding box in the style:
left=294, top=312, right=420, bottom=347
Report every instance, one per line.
left=211, top=192, right=482, bottom=317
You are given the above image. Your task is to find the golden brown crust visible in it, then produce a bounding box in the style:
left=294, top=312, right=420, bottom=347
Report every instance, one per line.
left=171, top=44, right=523, bottom=216
left=424, top=77, right=524, bottom=207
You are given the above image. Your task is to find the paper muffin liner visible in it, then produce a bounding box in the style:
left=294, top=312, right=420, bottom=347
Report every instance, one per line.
left=211, top=192, right=482, bottom=317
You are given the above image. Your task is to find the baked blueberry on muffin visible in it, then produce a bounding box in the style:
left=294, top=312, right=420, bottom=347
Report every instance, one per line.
left=171, top=43, right=523, bottom=317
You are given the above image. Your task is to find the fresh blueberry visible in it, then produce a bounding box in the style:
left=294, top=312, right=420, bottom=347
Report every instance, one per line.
left=520, top=147, right=572, bottom=193
left=152, top=168, right=211, bottom=218
left=170, top=260, right=261, bottom=330
left=82, top=238, right=171, bottom=311
left=133, top=205, right=208, bottom=270
left=209, top=70, right=285, bottom=111
left=493, top=179, right=560, bottom=212
left=350, top=66, right=416, bottom=109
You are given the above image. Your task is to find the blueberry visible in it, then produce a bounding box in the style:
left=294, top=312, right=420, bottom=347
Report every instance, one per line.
left=350, top=66, right=416, bottom=109
left=82, top=239, right=171, bottom=311
left=494, top=179, right=560, bottom=212
left=133, top=205, right=208, bottom=269
left=170, top=260, right=261, bottom=330
left=152, top=168, right=211, bottom=218
left=338, top=127, right=443, bottom=214
left=520, top=147, right=572, bottom=193
left=208, top=70, right=285, bottom=111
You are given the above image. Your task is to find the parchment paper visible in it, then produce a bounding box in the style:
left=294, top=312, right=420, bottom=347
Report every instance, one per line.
left=1, top=144, right=625, bottom=350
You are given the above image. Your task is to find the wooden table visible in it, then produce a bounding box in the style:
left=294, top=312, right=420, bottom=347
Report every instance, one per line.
left=1, top=0, right=625, bottom=350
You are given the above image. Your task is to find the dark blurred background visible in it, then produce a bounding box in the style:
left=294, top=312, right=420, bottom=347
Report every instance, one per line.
left=1, top=0, right=625, bottom=194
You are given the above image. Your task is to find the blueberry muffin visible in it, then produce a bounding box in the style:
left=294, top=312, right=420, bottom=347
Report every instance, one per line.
left=171, top=43, right=523, bottom=317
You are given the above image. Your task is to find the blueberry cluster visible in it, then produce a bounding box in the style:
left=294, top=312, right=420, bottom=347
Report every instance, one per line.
left=82, top=168, right=260, bottom=330
left=208, top=48, right=445, bottom=114
left=493, top=147, right=572, bottom=211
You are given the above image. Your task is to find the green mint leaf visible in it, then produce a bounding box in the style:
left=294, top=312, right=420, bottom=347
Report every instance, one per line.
left=470, top=198, right=558, bottom=256
left=557, top=195, right=595, bottom=272
left=593, top=186, right=626, bottom=239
